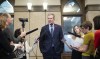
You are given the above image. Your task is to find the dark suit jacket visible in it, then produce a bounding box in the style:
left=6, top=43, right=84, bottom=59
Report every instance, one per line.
left=0, top=29, right=15, bottom=59
left=39, top=24, right=64, bottom=53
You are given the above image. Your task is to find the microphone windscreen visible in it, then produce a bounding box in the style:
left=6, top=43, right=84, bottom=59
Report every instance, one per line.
left=26, top=28, right=38, bottom=35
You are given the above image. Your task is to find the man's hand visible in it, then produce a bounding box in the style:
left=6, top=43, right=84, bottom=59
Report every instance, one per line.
left=78, top=45, right=88, bottom=52
left=10, top=41, right=14, bottom=45
left=20, top=31, right=26, bottom=37
left=17, top=44, right=23, bottom=49
left=13, top=44, right=23, bottom=50
left=61, top=39, right=66, bottom=42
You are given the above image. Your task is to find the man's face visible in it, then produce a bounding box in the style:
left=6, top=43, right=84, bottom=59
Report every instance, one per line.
left=48, top=15, right=54, bottom=24
left=81, top=27, right=88, bottom=34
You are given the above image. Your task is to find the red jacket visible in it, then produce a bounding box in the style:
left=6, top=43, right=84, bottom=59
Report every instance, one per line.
left=94, top=30, right=100, bottom=49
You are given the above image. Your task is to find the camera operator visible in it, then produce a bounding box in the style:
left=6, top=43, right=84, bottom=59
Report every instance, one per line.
left=14, top=28, right=32, bottom=59
left=1, top=13, right=26, bottom=43
left=0, top=15, right=23, bottom=59
left=1, top=13, right=26, bottom=58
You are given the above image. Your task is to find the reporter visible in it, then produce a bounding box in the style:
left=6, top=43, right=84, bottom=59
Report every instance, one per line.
left=0, top=15, right=21, bottom=59
left=1, top=13, right=26, bottom=43
left=93, top=16, right=100, bottom=59
left=14, top=28, right=32, bottom=59
left=71, top=25, right=84, bottom=59
left=64, top=25, right=84, bottom=59
left=78, top=21, right=94, bottom=59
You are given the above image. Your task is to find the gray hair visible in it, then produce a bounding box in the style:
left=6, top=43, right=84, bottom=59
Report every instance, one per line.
left=48, top=13, right=55, bottom=20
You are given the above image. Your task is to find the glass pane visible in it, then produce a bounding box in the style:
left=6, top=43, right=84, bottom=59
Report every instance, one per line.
left=0, top=6, right=6, bottom=13
left=63, top=16, right=81, bottom=52
left=63, top=0, right=80, bottom=12
left=0, top=0, right=14, bottom=13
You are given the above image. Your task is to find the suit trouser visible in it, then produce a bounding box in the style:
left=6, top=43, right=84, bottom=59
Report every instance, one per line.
left=42, top=47, right=61, bottom=59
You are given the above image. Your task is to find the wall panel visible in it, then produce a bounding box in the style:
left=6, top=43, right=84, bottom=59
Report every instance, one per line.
left=14, top=12, right=61, bottom=59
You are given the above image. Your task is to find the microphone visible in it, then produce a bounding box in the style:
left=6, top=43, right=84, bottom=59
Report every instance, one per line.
left=29, top=30, right=46, bottom=53
left=26, top=28, right=38, bottom=35
left=68, top=32, right=81, bottom=38
left=34, top=30, right=46, bottom=44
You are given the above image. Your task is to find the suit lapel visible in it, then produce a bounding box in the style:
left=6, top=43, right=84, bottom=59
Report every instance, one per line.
left=53, top=24, right=57, bottom=37
left=46, top=24, right=57, bottom=37
left=47, top=25, right=51, bottom=36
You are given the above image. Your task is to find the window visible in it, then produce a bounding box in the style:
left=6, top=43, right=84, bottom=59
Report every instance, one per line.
left=0, top=0, right=14, bottom=32
left=63, top=16, right=81, bottom=52
left=63, top=0, right=80, bottom=13
left=63, top=16, right=81, bottom=34
left=61, top=0, right=85, bottom=53
left=0, top=0, right=14, bottom=13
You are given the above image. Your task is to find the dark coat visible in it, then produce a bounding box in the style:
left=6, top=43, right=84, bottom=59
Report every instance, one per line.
left=0, top=29, right=15, bottom=59
left=39, top=24, right=64, bottom=53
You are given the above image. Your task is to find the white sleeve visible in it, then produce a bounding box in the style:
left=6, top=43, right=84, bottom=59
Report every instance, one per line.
left=25, top=41, right=32, bottom=53
left=13, top=44, right=21, bottom=51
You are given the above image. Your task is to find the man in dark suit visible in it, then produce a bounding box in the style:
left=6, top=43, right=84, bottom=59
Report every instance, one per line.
left=39, top=13, right=64, bottom=59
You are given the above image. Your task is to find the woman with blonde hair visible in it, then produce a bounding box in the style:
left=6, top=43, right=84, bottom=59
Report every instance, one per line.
left=71, top=25, right=84, bottom=59
left=0, top=15, right=21, bottom=59
left=63, top=25, right=84, bottom=59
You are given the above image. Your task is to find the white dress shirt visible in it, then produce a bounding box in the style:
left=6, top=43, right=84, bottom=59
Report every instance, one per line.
left=71, top=37, right=83, bottom=48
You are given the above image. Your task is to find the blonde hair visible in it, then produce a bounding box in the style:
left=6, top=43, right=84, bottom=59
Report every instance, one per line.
left=1, top=13, right=11, bottom=21
left=0, top=16, right=6, bottom=29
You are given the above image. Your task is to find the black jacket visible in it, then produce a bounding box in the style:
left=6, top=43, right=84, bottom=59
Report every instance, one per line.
left=0, top=30, right=15, bottom=59
left=39, top=24, right=64, bottom=53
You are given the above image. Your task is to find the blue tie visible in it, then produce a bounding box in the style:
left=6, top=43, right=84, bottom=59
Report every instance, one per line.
left=50, top=24, right=53, bottom=37
left=50, top=24, right=54, bottom=47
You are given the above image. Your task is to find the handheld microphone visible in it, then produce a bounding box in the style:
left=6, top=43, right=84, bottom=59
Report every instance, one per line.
left=26, top=28, right=38, bottom=35
left=34, top=30, right=46, bottom=44
left=68, top=32, right=81, bottom=38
